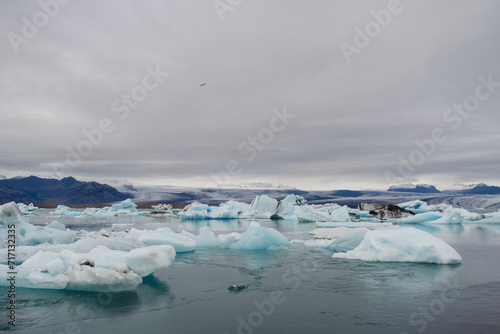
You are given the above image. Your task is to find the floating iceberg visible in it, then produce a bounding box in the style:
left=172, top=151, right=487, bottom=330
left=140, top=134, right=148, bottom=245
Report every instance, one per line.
left=190, top=222, right=290, bottom=250
left=195, top=226, right=223, bottom=247
left=1, top=202, right=74, bottom=246
left=1, top=243, right=177, bottom=291
left=332, top=227, right=462, bottom=264
left=51, top=199, right=146, bottom=217
left=129, top=227, right=196, bottom=252
left=125, top=245, right=176, bottom=277
left=177, top=202, right=240, bottom=220
left=228, top=222, right=290, bottom=250
left=51, top=205, right=84, bottom=217
left=17, top=203, right=38, bottom=215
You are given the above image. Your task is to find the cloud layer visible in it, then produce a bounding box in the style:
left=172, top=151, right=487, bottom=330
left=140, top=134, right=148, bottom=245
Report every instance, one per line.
left=1, top=0, right=500, bottom=190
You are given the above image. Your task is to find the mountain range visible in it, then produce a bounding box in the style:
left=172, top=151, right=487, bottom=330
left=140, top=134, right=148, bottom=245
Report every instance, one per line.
left=1, top=177, right=500, bottom=209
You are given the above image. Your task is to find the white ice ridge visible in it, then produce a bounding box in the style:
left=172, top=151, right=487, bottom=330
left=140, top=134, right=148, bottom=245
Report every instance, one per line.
left=51, top=198, right=147, bottom=217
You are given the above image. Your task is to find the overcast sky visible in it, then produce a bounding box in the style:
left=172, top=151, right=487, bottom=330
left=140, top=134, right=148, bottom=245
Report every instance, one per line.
left=1, top=0, right=499, bottom=190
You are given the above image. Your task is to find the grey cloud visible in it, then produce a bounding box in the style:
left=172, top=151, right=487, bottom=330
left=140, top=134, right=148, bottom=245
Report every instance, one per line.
left=1, top=0, right=500, bottom=190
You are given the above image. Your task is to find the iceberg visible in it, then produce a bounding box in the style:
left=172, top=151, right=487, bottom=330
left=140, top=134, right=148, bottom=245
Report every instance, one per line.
left=332, top=227, right=462, bottom=264
left=51, top=205, right=85, bottom=217
left=17, top=203, right=38, bottom=215
left=1, top=202, right=74, bottom=246
left=295, top=205, right=331, bottom=222
left=189, top=223, right=290, bottom=250
left=329, top=206, right=352, bottom=222
left=398, top=200, right=431, bottom=213
left=249, top=195, right=278, bottom=215
left=397, top=212, right=442, bottom=224
left=51, top=199, right=146, bottom=217
left=178, top=202, right=240, bottom=220
left=125, top=245, right=176, bottom=277
left=65, top=265, right=142, bottom=292
left=195, top=226, right=223, bottom=247
left=46, top=220, right=67, bottom=231
left=228, top=222, right=290, bottom=250
left=4, top=243, right=177, bottom=291
left=129, top=227, right=196, bottom=252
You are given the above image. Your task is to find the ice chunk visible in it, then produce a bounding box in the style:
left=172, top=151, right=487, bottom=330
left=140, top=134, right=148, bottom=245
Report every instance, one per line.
left=125, top=245, right=176, bottom=277
left=51, top=199, right=146, bottom=217
left=51, top=205, right=84, bottom=217
left=397, top=212, right=442, bottom=224
left=274, top=194, right=305, bottom=218
left=217, top=232, right=242, bottom=248
left=250, top=195, right=278, bottom=215
left=428, top=212, right=464, bottom=224
left=332, top=227, right=462, bottom=264
left=130, top=227, right=196, bottom=252
left=17, top=203, right=38, bottom=215
left=195, top=226, right=223, bottom=247
left=0, top=264, right=68, bottom=289
left=398, top=200, right=430, bottom=213
left=295, top=206, right=330, bottom=222
left=328, top=229, right=368, bottom=252
left=178, top=202, right=240, bottom=220
left=228, top=222, right=290, bottom=250
left=20, top=251, right=62, bottom=272
left=46, top=220, right=66, bottom=231
left=0, top=202, right=74, bottom=246
left=65, top=265, right=142, bottom=292
left=329, top=206, right=352, bottom=222
left=110, top=198, right=137, bottom=211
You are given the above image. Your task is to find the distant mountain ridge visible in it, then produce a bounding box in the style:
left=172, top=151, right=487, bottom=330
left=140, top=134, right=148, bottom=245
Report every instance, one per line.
left=2, top=176, right=500, bottom=209
left=388, top=183, right=441, bottom=193
left=0, top=176, right=129, bottom=205
left=446, top=183, right=500, bottom=195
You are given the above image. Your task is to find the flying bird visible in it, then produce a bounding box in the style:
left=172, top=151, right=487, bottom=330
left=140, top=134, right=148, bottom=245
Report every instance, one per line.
left=200, top=83, right=206, bottom=86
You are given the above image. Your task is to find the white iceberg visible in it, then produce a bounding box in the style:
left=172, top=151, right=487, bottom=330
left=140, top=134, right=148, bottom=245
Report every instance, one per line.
left=17, top=203, right=38, bottom=215
left=129, top=227, right=196, bottom=252
left=250, top=195, right=278, bottom=216
left=195, top=226, right=223, bottom=247
left=0, top=202, right=74, bottom=246
left=228, top=222, right=290, bottom=250
left=51, top=199, right=146, bottom=217
left=332, top=227, right=462, bottom=264
left=125, top=245, right=176, bottom=277
left=51, top=205, right=85, bottom=217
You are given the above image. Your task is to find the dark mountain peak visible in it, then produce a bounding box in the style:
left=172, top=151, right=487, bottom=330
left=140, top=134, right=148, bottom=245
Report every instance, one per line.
left=388, top=183, right=441, bottom=193
left=60, top=176, right=78, bottom=184
left=0, top=176, right=129, bottom=205
left=463, top=183, right=500, bottom=195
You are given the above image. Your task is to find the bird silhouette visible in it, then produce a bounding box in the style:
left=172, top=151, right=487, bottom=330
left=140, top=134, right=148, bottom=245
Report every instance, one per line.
left=200, top=83, right=206, bottom=86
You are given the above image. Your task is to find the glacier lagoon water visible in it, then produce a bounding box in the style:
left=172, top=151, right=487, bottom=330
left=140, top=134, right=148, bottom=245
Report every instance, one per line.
left=2, top=209, right=500, bottom=334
